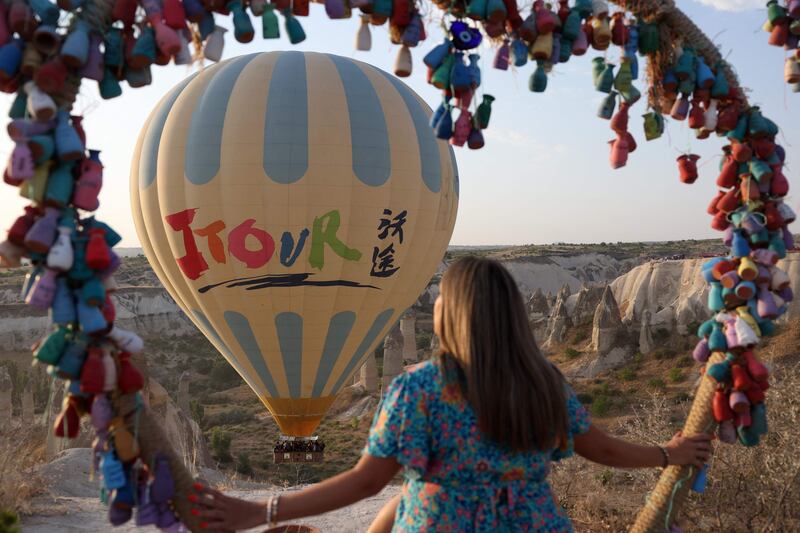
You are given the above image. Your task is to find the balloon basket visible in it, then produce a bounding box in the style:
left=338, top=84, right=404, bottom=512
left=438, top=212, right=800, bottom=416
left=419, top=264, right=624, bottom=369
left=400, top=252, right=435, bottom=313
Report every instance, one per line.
left=273, top=435, right=325, bottom=463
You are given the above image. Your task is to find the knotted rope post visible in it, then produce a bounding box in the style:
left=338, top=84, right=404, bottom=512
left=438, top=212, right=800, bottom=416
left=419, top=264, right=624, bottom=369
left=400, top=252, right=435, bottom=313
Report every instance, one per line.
left=116, top=393, right=211, bottom=532
left=599, top=2, right=755, bottom=528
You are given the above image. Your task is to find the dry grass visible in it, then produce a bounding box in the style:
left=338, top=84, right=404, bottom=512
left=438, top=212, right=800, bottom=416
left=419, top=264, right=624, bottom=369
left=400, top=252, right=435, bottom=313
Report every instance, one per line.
left=551, top=356, right=800, bottom=532
left=0, top=424, right=47, bottom=517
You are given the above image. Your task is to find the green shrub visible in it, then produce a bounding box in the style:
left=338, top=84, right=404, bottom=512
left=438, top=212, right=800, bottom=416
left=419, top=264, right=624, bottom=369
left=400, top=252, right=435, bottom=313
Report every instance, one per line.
left=654, top=348, right=678, bottom=360
left=0, top=509, right=20, bottom=533
left=210, top=428, right=232, bottom=463
left=654, top=328, right=671, bottom=341
left=564, top=348, right=581, bottom=359
left=673, top=392, right=691, bottom=403
left=236, top=453, right=253, bottom=476
left=618, top=366, right=636, bottom=381
left=203, top=408, right=253, bottom=429
left=577, top=393, right=594, bottom=405
left=593, top=381, right=613, bottom=396
left=572, top=331, right=588, bottom=344
left=194, top=358, right=213, bottom=375
left=591, top=396, right=611, bottom=416
left=668, top=368, right=684, bottom=383
left=210, top=360, right=240, bottom=387
left=596, top=469, right=614, bottom=486
left=677, top=355, right=693, bottom=368
left=189, top=400, right=204, bottom=424
left=648, top=378, right=666, bottom=389
left=416, top=331, right=432, bottom=350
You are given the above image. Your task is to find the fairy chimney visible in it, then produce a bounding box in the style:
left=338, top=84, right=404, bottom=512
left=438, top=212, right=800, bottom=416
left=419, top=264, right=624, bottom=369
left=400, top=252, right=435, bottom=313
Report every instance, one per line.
left=360, top=352, right=379, bottom=393
left=527, top=288, right=550, bottom=318
left=177, top=371, right=191, bottom=413
left=0, top=367, right=11, bottom=426
left=546, top=292, right=556, bottom=308
left=572, top=285, right=606, bottom=326
left=21, top=377, right=34, bottom=424
left=639, top=309, right=655, bottom=355
left=400, top=312, right=417, bottom=363
left=591, top=286, right=624, bottom=355
left=430, top=334, right=440, bottom=356
left=45, top=381, right=72, bottom=460
left=544, top=296, right=572, bottom=348
left=557, top=283, right=572, bottom=303
left=382, top=322, right=404, bottom=393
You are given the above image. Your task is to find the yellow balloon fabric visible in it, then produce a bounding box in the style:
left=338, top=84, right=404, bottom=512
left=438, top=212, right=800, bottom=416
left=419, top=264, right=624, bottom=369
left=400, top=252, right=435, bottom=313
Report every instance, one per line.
left=130, top=51, right=459, bottom=436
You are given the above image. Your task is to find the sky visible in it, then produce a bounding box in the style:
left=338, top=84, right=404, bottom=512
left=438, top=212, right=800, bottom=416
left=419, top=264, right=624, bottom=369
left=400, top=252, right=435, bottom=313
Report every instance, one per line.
left=0, top=0, right=796, bottom=247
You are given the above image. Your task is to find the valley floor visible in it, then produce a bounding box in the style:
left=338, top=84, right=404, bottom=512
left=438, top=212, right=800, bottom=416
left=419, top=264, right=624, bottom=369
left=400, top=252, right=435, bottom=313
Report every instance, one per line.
left=22, top=484, right=400, bottom=533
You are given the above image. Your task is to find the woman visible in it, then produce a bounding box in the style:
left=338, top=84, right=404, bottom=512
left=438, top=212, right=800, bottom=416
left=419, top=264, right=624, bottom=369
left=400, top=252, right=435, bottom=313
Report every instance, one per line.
left=193, top=257, right=711, bottom=531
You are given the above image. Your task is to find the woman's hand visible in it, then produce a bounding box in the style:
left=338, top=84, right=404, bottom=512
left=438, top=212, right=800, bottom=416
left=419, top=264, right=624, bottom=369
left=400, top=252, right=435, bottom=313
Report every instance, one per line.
left=663, top=431, right=713, bottom=468
left=190, top=484, right=266, bottom=531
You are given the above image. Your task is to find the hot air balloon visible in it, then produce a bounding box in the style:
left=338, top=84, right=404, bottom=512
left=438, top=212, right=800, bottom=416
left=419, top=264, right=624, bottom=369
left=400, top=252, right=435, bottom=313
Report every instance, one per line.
left=130, top=51, right=459, bottom=438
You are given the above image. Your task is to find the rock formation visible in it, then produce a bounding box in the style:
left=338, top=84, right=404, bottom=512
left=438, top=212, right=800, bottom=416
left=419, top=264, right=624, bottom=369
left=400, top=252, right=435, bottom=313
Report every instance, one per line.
left=591, top=286, right=624, bottom=355
left=430, top=333, right=440, bottom=356
left=569, top=286, right=633, bottom=378
left=527, top=288, right=550, bottom=345
left=527, top=288, right=550, bottom=317
left=544, top=296, right=572, bottom=349
left=177, top=371, right=191, bottom=413
left=611, top=255, right=799, bottom=334
left=557, top=283, right=572, bottom=304
left=148, top=378, right=212, bottom=471
left=359, top=352, right=379, bottom=393
left=45, top=381, right=76, bottom=460
left=0, top=366, right=11, bottom=426
left=779, top=255, right=800, bottom=322
left=611, top=259, right=709, bottom=334
left=639, top=309, right=655, bottom=355
left=0, top=285, right=198, bottom=352
left=500, top=253, right=641, bottom=296
left=400, top=312, right=417, bottom=363
left=571, top=285, right=606, bottom=326
left=382, top=322, right=404, bottom=393
left=21, top=376, right=34, bottom=423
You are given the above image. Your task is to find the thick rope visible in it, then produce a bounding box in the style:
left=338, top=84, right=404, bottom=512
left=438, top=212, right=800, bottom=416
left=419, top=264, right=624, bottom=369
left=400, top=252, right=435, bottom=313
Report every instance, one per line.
left=628, top=351, right=725, bottom=532
left=610, top=0, right=748, bottom=108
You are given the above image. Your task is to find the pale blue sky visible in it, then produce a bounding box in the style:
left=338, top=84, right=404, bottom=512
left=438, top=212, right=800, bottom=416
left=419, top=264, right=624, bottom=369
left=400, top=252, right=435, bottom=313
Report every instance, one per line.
left=0, top=0, right=796, bottom=247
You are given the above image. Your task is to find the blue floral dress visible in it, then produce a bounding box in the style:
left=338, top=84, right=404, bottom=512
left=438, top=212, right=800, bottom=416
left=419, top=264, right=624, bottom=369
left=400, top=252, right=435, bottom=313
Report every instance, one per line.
left=365, top=359, right=591, bottom=532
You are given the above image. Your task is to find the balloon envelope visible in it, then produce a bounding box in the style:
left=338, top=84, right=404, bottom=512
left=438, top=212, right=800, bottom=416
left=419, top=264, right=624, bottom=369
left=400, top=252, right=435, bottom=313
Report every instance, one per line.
left=130, top=51, right=459, bottom=436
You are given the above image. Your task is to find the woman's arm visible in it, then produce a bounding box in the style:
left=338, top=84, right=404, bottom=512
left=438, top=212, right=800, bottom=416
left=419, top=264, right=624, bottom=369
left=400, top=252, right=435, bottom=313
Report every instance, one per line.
left=366, top=494, right=401, bottom=533
left=573, top=424, right=711, bottom=468
left=193, top=454, right=400, bottom=531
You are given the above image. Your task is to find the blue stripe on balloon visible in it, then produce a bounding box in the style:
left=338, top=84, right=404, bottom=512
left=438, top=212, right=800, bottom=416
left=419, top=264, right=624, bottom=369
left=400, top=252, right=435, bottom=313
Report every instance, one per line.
left=263, top=51, right=309, bottom=184
left=223, top=310, right=280, bottom=398
left=311, top=311, right=356, bottom=398
left=184, top=54, right=259, bottom=185
left=327, top=54, right=391, bottom=187
left=275, top=312, right=303, bottom=398
left=372, top=68, right=441, bottom=193
left=140, top=72, right=198, bottom=189
left=448, top=145, right=459, bottom=197
left=330, top=309, right=395, bottom=395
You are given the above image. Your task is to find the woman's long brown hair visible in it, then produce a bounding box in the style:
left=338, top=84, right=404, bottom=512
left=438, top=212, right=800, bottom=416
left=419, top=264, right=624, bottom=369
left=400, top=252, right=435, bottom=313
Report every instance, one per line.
left=437, top=256, right=568, bottom=452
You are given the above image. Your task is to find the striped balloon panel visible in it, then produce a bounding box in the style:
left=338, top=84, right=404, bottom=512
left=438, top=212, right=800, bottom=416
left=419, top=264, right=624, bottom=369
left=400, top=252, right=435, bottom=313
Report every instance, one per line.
left=132, top=52, right=458, bottom=436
